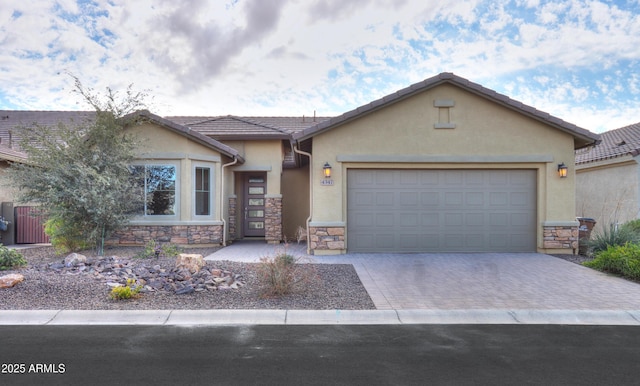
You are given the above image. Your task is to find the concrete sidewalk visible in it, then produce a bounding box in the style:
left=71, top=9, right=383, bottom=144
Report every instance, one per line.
left=3, top=309, right=640, bottom=326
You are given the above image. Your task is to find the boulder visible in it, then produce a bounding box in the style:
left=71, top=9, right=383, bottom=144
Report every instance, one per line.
left=64, top=253, right=87, bottom=267
left=0, top=274, right=25, bottom=288
left=175, top=254, right=205, bottom=274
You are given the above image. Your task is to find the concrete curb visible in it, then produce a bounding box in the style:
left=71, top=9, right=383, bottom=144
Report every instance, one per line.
left=2, top=309, right=640, bottom=326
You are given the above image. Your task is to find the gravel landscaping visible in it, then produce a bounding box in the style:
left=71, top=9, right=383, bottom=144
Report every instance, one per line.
left=0, top=246, right=375, bottom=310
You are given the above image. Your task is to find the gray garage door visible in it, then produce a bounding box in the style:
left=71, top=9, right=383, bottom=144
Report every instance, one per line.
left=347, top=169, right=537, bottom=253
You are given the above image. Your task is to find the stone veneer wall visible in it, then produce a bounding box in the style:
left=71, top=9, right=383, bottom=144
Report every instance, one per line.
left=265, top=196, right=282, bottom=244
left=309, top=227, right=345, bottom=253
left=228, top=196, right=237, bottom=241
left=109, top=225, right=223, bottom=245
left=543, top=225, right=578, bottom=250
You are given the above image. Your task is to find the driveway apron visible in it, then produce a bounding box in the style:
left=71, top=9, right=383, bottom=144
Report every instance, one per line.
left=206, top=243, right=640, bottom=310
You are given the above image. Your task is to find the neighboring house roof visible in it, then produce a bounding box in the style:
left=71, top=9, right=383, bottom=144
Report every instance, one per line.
left=0, top=110, right=246, bottom=164
left=123, top=110, right=245, bottom=163
left=576, top=121, right=640, bottom=165
left=166, top=115, right=332, bottom=139
left=292, top=72, right=601, bottom=149
left=0, top=110, right=95, bottom=150
left=0, top=143, right=27, bottom=162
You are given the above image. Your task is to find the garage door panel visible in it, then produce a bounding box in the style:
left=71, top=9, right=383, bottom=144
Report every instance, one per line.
left=466, top=213, right=484, bottom=226
left=422, top=213, right=439, bottom=226
left=376, top=213, right=394, bottom=227
left=400, top=192, right=419, bottom=206
left=466, top=192, right=485, bottom=206
left=376, top=192, right=394, bottom=206
left=445, top=192, right=463, bottom=206
left=421, top=192, right=439, bottom=206
left=348, top=169, right=536, bottom=252
left=375, top=171, right=394, bottom=185
left=400, top=213, right=419, bottom=227
left=510, top=192, right=529, bottom=206
left=490, top=192, right=509, bottom=206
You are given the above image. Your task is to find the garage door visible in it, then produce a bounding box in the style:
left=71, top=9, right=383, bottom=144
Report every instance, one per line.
left=347, top=169, right=537, bottom=253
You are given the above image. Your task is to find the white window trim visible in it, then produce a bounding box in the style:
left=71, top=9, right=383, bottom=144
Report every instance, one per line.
left=131, top=160, right=181, bottom=221
left=192, top=161, right=216, bottom=220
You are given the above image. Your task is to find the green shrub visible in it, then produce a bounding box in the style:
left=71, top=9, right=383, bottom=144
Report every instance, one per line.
left=44, top=217, right=91, bottom=254
left=109, top=279, right=143, bottom=300
left=135, top=240, right=182, bottom=259
left=584, top=243, right=640, bottom=280
left=0, top=244, right=27, bottom=270
left=621, top=219, right=640, bottom=235
left=257, top=253, right=315, bottom=297
left=586, top=224, right=640, bottom=256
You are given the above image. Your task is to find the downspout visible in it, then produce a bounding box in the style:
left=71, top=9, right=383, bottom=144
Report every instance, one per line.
left=221, top=156, right=239, bottom=246
left=293, top=143, right=313, bottom=254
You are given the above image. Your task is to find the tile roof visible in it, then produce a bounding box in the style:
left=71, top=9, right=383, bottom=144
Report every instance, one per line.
left=128, top=111, right=245, bottom=162
left=293, top=72, right=601, bottom=149
left=0, top=110, right=95, bottom=150
left=166, top=115, right=332, bottom=139
left=575, top=121, right=640, bottom=164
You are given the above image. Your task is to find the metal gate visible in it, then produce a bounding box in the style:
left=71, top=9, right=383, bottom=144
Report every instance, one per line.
left=15, top=206, right=49, bottom=244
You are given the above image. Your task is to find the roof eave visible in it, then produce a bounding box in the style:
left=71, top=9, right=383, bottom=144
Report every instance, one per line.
left=293, top=72, right=601, bottom=147
left=125, top=110, right=245, bottom=164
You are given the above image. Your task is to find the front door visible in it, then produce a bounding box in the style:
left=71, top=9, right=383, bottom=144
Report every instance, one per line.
left=243, top=174, right=266, bottom=237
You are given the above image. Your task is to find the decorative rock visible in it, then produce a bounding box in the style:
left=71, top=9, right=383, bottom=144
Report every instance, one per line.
left=64, top=253, right=87, bottom=267
left=0, top=274, right=25, bottom=288
left=175, top=285, right=195, bottom=295
left=37, top=254, right=244, bottom=294
left=175, top=254, right=205, bottom=274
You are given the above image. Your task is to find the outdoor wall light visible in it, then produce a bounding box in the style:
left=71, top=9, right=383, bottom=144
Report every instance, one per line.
left=323, top=162, right=332, bottom=178
left=558, top=163, right=568, bottom=178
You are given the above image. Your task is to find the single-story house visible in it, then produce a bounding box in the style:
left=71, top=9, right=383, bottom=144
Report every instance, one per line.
left=576, top=121, right=640, bottom=234
left=0, top=72, right=600, bottom=254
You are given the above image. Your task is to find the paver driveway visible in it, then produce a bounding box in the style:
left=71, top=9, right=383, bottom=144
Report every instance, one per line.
left=207, top=243, right=640, bottom=310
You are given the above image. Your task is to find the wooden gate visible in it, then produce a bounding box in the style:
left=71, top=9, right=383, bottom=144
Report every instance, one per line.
left=15, top=206, right=49, bottom=244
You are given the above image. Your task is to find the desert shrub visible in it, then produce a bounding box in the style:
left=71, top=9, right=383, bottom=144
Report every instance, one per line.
left=584, top=243, right=640, bottom=280
left=257, top=253, right=316, bottom=297
left=621, top=219, right=640, bottom=235
left=586, top=224, right=640, bottom=256
left=44, top=217, right=91, bottom=254
left=109, top=279, right=143, bottom=300
left=0, top=244, right=27, bottom=270
left=135, top=240, right=182, bottom=259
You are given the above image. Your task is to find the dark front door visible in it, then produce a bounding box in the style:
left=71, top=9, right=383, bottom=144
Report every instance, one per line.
left=243, top=174, right=266, bottom=237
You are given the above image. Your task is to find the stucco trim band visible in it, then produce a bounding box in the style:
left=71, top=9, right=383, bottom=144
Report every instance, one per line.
left=336, top=155, right=554, bottom=163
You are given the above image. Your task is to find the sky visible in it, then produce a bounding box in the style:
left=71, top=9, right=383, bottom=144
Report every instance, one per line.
left=1, top=0, right=639, bottom=133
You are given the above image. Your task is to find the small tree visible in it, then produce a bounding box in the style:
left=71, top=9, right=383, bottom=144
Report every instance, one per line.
left=6, top=76, right=147, bottom=255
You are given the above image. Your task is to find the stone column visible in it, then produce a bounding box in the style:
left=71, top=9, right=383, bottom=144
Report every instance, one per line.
left=543, top=225, right=579, bottom=251
left=309, top=226, right=345, bottom=254
left=228, top=195, right=237, bottom=241
left=265, top=195, right=282, bottom=244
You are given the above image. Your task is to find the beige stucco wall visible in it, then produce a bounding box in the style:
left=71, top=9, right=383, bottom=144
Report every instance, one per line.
left=281, top=166, right=310, bottom=241
left=224, top=140, right=283, bottom=195
left=576, top=157, right=639, bottom=234
left=0, top=162, right=13, bottom=204
left=127, top=122, right=225, bottom=224
left=309, top=83, right=578, bottom=253
left=221, top=140, right=284, bottom=241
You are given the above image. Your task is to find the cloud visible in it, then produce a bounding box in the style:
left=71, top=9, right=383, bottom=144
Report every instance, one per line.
left=139, top=0, right=287, bottom=92
left=0, top=0, right=639, bottom=132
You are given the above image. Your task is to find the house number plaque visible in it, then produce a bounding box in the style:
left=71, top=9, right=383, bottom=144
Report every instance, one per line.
left=320, top=179, right=334, bottom=186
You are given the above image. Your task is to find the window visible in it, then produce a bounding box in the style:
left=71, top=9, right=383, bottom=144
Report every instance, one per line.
left=195, top=167, right=211, bottom=216
left=131, top=164, right=177, bottom=216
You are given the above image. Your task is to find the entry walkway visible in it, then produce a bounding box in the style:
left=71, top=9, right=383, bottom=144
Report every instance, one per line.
left=206, top=241, right=640, bottom=311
